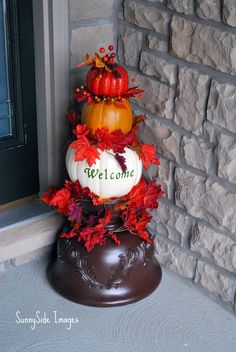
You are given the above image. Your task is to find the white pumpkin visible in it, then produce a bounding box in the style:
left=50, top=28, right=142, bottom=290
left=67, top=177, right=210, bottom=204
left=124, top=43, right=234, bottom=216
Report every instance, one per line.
left=66, top=147, right=142, bottom=198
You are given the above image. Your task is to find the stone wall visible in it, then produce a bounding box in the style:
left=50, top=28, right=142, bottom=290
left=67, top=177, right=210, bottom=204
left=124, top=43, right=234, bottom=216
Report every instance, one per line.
left=118, top=0, right=236, bottom=312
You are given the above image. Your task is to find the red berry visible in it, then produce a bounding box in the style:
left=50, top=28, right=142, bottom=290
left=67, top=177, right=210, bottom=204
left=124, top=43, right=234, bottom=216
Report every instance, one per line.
left=110, top=52, right=116, bottom=58
left=103, top=55, right=109, bottom=62
left=99, top=47, right=105, bottom=53
left=108, top=44, right=114, bottom=51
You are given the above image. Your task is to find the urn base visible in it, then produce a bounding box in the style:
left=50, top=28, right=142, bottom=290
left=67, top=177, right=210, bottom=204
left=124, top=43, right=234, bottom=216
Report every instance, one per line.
left=48, top=231, right=162, bottom=307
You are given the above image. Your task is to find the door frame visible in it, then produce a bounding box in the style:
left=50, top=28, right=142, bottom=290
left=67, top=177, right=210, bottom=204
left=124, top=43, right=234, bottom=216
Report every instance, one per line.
left=33, top=0, right=69, bottom=193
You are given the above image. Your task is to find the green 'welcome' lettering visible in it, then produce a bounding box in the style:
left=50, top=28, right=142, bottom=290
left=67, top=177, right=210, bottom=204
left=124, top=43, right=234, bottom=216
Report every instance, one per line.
left=84, top=168, right=99, bottom=179
left=83, top=168, right=135, bottom=180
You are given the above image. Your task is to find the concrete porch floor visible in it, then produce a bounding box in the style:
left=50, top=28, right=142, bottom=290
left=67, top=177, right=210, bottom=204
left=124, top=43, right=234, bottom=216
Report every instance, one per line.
left=0, top=258, right=235, bottom=352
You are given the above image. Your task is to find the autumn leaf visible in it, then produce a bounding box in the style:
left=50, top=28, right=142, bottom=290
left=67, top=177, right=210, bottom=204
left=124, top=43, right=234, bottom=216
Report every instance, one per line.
left=95, top=57, right=106, bottom=69
left=110, top=129, right=136, bottom=153
left=74, top=92, right=88, bottom=103
left=73, top=124, right=91, bottom=138
left=69, top=135, right=100, bottom=166
left=78, top=210, right=112, bottom=251
left=94, top=53, right=111, bottom=71
left=137, top=144, right=160, bottom=169
left=117, top=178, right=164, bottom=212
left=121, top=207, right=152, bottom=243
left=50, top=188, right=74, bottom=215
left=60, top=229, right=77, bottom=239
left=84, top=53, right=96, bottom=66
left=126, top=179, right=147, bottom=209
left=65, top=180, right=83, bottom=199
left=89, top=192, right=106, bottom=205
left=144, top=181, right=164, bottom=209
left=94, top=127, right=112, bottom=150
left=126, top=86, right=144, bottom=97
left=41, top=175, right=163, bottom=250
left=97, top=209, right=113, bottom=228
left=68, top=203, right=83, bottom=223
left=115, top=153, right=127, bottom=172
left=79, top=226, right=107, bottom=252
left=66, top=109, right=78, bottom=125
left=41, top=186, right=58, bottom=205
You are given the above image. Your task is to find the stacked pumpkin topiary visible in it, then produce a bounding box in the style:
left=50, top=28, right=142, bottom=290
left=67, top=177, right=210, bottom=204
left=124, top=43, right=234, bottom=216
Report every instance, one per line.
left=66, top=46, right=143, bottom=199
left=43, top=45, right=164, bottom=306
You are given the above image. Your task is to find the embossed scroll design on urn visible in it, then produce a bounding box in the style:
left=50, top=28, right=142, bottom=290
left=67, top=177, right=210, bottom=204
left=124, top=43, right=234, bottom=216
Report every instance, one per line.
left=48, top=202, right=162, bottom=307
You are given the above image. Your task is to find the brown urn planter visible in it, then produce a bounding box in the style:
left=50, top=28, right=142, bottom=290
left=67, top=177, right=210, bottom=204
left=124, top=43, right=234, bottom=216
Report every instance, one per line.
left=48, top=201, right=162, bottom=307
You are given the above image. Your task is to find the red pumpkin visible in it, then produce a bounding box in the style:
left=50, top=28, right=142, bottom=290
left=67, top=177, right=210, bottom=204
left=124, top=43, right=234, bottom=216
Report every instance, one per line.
left=86, top=65, right=129, bottom=98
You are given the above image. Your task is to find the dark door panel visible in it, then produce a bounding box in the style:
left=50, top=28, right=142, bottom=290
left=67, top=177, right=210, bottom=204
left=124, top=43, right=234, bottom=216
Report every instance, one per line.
left=0, top=0, right=39, bottom=205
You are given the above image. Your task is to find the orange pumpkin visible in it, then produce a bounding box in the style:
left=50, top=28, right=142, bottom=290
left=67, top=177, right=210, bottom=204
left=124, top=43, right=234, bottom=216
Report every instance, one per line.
left=81, top=100, right=133, bottom=134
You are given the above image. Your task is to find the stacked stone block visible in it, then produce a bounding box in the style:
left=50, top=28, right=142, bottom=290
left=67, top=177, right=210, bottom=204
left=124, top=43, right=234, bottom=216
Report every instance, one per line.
left=118, top=0, right=236, bottom=312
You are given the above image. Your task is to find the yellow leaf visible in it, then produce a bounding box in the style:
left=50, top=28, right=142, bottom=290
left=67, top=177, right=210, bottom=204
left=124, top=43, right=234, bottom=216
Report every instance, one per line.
left=95, top=57, right=106, bottom=68
left=84, top=54, right=96, bottom=66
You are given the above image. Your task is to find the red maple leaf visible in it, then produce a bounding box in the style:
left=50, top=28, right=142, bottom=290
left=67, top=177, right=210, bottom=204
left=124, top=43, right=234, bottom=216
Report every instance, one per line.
left=144, top=181, right=164, bottom=209
left=122, top=208, right=152, bottom=243
left=60, top=222, right=81, bottom=239
left=69, top=135, right=100, bottom=166
left=110, top=129, right=136, bottom=153
left=94, top=127, right=112, bottom=150
left=79, top=226, right=107, bottom=252
left=65, top=180, right=83, bottom=199
left=41, top=186, right=58, bottom=205
left=73, top=124, right=91, bottom=138
left=74, top=92, right=88, bottom=103
left=97, top=210, right=113, bottom=227
left=50, top=188, right=74, bottom=215
left=124, top=178, right=147, bottom=209
left=89, top=191, right=105, bottom=205
left=116, top=178, right=164, bottom=242
left=78, top=210, right=112, bottom=251
left=117, top=178, right=164, bottom=212
left=126, top=86, right=144, bottom=97
left=135, top=212, right=152, bottom=231
left=60, top=229, right=77, bottom=239
left=137, top=144, right=160, bottom=169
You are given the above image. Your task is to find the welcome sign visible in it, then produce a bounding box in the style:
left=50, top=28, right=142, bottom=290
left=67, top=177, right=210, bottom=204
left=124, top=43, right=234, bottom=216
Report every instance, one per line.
left=84, top=168, right=135, bottom=180
left=66, top=148, right=143, bottom=198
